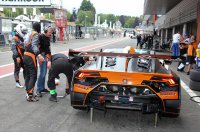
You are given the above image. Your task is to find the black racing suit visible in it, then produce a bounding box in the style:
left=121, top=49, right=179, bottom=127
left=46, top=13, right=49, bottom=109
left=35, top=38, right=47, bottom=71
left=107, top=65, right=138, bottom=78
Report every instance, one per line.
left=11, top=34, right=26, bottom=83
left=23, top=31, right=40, bottom=95
left=47, top=54, right=73, bottom=93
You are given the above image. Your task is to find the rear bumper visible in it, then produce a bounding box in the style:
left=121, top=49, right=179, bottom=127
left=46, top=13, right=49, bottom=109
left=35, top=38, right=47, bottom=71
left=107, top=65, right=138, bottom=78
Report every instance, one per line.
left=89, top=93, right=161, bottom=114
left=71, top=91, right=180, bottom=114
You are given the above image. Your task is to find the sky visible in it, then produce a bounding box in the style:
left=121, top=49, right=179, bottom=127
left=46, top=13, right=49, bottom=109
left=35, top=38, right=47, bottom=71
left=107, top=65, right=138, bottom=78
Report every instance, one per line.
left=52, top=0, right=144, bottom=17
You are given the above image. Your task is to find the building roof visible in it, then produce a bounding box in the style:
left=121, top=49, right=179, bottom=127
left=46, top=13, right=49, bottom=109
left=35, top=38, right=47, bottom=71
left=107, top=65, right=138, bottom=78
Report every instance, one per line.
left=143, top=0, right=182, bottom=15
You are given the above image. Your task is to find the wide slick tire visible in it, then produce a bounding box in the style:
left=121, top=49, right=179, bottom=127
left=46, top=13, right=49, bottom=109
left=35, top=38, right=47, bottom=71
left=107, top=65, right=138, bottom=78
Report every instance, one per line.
left=162, top=112, right=180, bottom=118
left=163, top=100, right=181, bottom=118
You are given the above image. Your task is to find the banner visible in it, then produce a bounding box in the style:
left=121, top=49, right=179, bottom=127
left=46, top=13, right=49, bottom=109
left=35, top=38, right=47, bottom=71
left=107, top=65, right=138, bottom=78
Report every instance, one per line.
left=23, top=8, right=27, bottom=14
left=12, top=7, right=16, bottom=12
left=0, top=0, right=51, bottom=6
left=33, top=8, right=36, bottom=15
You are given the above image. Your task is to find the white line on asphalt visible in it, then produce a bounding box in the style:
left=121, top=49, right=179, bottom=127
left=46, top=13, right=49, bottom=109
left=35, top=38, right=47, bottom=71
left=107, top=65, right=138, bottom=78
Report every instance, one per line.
left=181, top=80, right=200, bottom=106
left=0, top=72, right=14, bottom=79
left=0, top=63, right=14, bottom=68
left=0, top=51, right=12, bottom=54
left=0, top=38, right=126, bottom=79
left=59, top=38, right=125, bottom=54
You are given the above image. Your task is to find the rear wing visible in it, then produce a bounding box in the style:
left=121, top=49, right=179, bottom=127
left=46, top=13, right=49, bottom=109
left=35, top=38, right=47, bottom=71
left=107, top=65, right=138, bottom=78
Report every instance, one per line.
left=68, top=49, right=178, bottom=60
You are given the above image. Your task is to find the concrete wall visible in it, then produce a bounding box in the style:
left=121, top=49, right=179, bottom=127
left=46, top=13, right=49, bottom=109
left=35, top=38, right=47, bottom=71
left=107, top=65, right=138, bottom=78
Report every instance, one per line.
left=155, top=0, right=197, bottom=29
left=164, top=0, right=197, bottom=28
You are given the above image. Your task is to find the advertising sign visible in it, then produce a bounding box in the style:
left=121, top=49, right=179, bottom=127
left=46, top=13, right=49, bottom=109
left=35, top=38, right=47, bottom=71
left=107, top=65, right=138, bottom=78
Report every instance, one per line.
left=54, top=9, right=67, bottom=27
left=0, top=0, right=51, bottom=6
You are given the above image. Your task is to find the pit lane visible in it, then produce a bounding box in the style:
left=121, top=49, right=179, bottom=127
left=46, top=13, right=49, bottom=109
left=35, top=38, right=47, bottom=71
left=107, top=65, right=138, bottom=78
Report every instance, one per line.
left=0, top=37, right=200, bottom=132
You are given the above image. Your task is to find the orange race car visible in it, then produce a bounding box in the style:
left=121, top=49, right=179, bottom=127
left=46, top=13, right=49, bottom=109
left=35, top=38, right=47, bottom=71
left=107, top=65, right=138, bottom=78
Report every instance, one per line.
left=69, top=46, right=181, bottom=124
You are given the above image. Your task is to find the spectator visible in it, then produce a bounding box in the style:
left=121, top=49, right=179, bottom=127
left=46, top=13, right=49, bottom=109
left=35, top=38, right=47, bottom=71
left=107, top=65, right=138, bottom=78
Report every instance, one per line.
left=147, top=34, right=153, bottom=50
left=136, top=34, right=141, bottom=48
left=179, top=34, right=188, bottom=57
left=185, top=35, right=197, bottom=75
left=52, top=29, right=56, bottom=43
left=36, top=26, right=53, bottom=97
left=139, top=34, right=145, bottom=49
left=195, top=43, right=200, bottom=70
left=171, top=32, right=181, bottom=57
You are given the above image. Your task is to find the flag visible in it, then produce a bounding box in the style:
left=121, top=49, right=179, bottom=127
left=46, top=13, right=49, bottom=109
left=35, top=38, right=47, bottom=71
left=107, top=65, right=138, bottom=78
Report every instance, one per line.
left=12, top=8, right=16, bottom=13
left=0, top=8, right=3, bottom=12
left=33, top=8, right=36, bottom=15
left=23, top=8, right=27, bottom=14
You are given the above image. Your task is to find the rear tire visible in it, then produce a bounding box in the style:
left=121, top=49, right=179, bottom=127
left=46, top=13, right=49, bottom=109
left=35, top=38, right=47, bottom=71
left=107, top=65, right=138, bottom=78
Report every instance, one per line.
left=162, top=113, right=180, bottom=118
left=72, top=106, right=87, bottom=110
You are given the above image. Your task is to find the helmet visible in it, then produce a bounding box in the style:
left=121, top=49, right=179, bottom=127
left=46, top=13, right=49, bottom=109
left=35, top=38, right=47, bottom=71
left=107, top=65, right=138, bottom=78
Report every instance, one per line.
left=123, top=46, right=135, bottom=54
left=198, top=43, right=200, bottom=49
left=15, top=24, right=28, bottom=38
left=32, top=22, right=41, bottom=33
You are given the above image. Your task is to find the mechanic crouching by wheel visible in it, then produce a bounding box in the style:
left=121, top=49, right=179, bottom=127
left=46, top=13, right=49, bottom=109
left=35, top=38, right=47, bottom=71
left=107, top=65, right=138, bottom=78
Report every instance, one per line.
left=23, top=22, right=44, bottom=102
left=47, top=53, right=87, bottom=102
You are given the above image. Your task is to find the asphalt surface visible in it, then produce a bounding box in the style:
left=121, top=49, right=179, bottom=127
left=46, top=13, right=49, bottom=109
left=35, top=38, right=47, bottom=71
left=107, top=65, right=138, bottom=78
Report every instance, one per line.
left=0, top=37, right=200, bottom=132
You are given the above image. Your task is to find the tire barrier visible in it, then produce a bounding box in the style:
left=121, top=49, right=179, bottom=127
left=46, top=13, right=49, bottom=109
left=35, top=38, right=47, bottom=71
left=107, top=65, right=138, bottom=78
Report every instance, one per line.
left=189, top=70, right=200, bottom=91
left=190, top=69, right=200, bottom=82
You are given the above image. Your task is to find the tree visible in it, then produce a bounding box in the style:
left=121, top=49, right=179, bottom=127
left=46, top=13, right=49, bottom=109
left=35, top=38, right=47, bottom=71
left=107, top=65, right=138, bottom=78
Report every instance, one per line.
left=44, top=13, right=54, bottom=20
left=79, top=0, right=96, bottom=14
left=106, top=14, right=116, bottom=27
left=132, top=17, right=140, bottom=28
left=99, top=13, right=107, bottom=24
left=119, top=15, right=126, bottom=27
left=77, top=10, right=94, bottom=26
left=124, top=17, right=134, bottom=28
left=3, top=8, right=11, bottom=17
left=78, top=0, right=96, bottom=23
left=2, top=8, right=40, bottom=18
left=70, top=8, right=77, bottom=22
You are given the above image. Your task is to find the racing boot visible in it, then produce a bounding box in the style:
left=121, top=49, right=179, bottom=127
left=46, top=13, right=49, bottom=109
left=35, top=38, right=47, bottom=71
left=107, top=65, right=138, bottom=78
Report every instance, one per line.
left=49, top=89, right=57, bottom=102
left=49, top=94, right=57, bottom=102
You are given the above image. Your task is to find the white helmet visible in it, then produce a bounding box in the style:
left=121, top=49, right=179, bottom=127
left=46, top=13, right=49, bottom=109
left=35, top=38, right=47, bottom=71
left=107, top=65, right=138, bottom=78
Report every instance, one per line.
left=15, top=24, right=28, bottom=38
left=198, top=43, right=200, bottom=49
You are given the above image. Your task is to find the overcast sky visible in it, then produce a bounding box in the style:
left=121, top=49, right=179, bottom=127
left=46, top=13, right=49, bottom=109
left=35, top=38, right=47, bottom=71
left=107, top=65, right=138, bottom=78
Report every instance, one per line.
left=52, top=0, right=144, bottom=16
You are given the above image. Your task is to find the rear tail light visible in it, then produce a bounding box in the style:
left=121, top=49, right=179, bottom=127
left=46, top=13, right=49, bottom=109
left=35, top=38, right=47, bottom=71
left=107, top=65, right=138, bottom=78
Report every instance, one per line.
left=74, top=72, right=108, bottom=87
left=161, top=77, right=177, bottom=86
left=168, top=79, right=175, bottom=85
left=142, top=76, right=179, bottom=92
left=150, top=76, right=177, bottom=86
left=98, top=95, right=105, bottom=103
